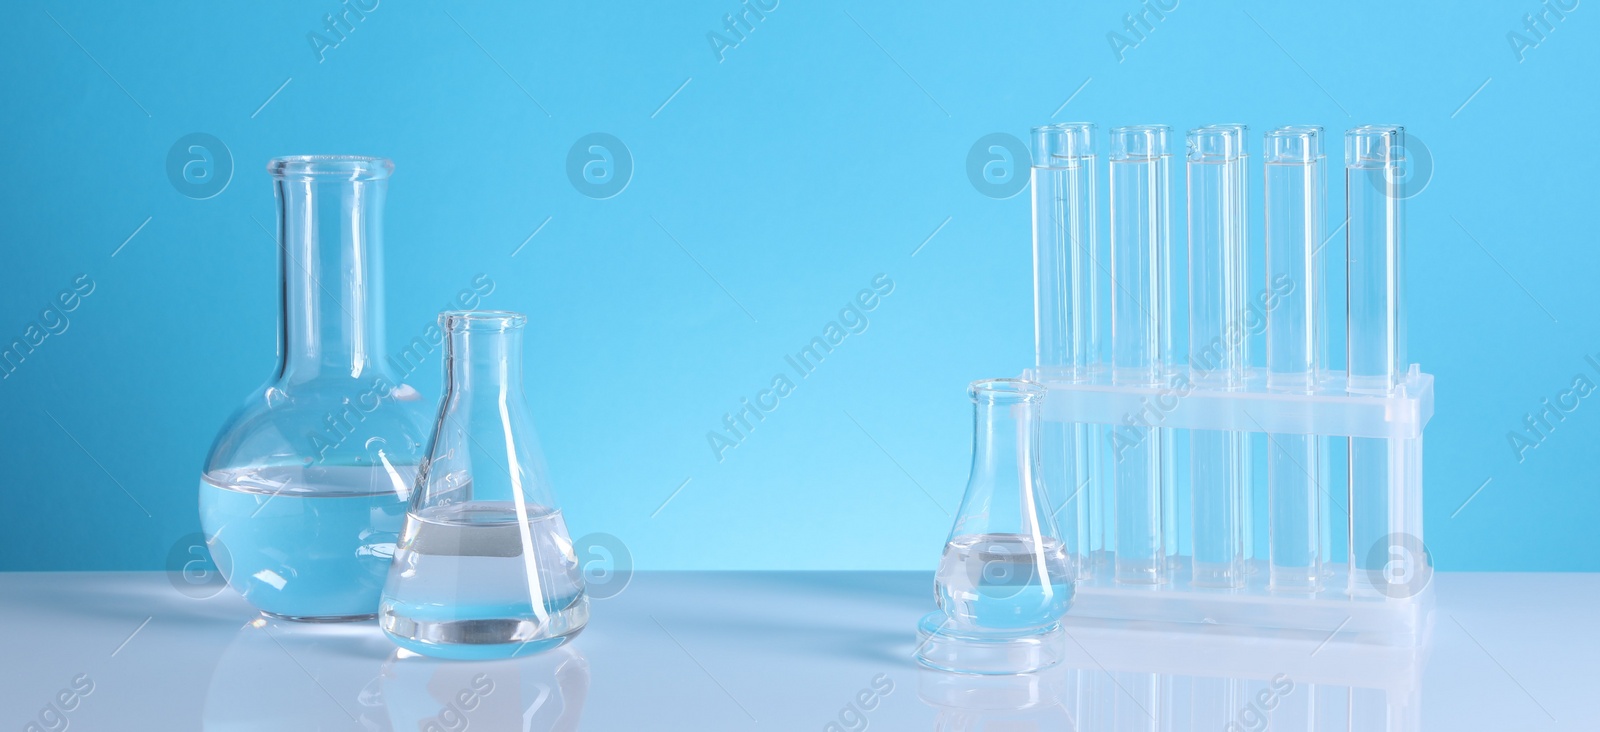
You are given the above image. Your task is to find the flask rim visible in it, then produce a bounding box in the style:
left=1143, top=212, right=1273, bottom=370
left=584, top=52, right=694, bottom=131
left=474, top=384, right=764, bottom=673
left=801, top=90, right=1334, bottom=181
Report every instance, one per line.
left=968, top=378, right=1046, bottom=404
left=440, top=309, right=528, bottom=332
left=268, top=155, right=394, bottom=181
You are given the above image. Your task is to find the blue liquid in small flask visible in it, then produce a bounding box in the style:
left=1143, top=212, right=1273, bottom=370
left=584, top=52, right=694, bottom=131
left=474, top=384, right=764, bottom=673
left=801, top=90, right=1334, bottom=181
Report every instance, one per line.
left=379, top=311, right=588, bottom=660
left=917, top=379, right=1074, bottom=675
left=198, top=156, right=427, bottom=622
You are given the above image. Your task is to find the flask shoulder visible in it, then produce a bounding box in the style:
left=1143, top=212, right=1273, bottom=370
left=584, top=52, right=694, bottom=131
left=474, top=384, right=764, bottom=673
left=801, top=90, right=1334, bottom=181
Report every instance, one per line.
left=203, top=374, right=430, bottom=474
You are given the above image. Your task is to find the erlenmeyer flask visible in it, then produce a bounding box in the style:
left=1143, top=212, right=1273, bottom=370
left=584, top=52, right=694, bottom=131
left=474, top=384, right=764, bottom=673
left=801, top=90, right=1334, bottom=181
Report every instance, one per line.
left=199, top=155, right=428, bottom=622
left=917, top=378, right=1072, bottom=675
left=380, top=311, right=588, bottom=660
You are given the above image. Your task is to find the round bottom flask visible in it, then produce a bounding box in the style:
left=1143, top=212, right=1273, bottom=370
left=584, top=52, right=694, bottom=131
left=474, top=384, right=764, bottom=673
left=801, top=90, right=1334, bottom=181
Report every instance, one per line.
left=199, top=155, right=427, bottom=622
left=914, top=379, right=1074, bottom=675
left=379, top=311, right=588, bottom=660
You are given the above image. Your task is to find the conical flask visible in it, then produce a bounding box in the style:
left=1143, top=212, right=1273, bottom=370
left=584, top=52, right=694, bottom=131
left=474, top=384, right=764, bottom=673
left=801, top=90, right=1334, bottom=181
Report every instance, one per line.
left=380, top=310, right=588, bottom=660
left=199, top=155, right=428, bottom=622
left=916, top=378, right=1072, bottom=674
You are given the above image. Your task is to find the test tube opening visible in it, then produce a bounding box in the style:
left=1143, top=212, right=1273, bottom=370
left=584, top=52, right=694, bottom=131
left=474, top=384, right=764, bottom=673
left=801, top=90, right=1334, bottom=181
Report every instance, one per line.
left=1032, top=123, right=1095, bottom=169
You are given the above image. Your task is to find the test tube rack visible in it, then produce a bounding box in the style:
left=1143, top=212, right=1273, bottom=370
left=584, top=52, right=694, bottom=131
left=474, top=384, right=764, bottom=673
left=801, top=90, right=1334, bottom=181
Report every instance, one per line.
left=1028, top=123, right=1433, bottom=645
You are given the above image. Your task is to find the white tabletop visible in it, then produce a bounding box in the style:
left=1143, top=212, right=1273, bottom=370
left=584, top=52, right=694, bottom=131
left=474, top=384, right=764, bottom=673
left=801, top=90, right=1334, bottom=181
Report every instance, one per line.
left=0, top=571, right=1593, bottom=730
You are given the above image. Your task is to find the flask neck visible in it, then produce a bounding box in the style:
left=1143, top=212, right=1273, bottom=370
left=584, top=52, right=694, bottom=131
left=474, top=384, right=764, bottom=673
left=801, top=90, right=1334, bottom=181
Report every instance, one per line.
left=969, top=401, right=1036, bottom=495
left=442, top=314, right=528, bottom=405
left=953, top=379, right=1051, bottom=541
left=275, top=173, right=390, bottom=382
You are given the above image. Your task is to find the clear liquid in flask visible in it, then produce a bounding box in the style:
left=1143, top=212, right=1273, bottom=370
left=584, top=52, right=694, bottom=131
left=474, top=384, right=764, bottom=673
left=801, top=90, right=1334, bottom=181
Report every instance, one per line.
left=379, top=501, right=589, bottom=661
left=935, top=533, right=1074, bottom=630
left=199, top=464, right=410, bottom=620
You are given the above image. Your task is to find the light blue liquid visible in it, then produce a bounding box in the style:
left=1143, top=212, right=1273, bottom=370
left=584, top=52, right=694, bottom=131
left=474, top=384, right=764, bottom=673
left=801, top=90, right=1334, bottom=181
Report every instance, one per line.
left=199, top=465, right=408, bottom=620
left=380, top=503, right=588, bottom=660
left=936, top=533, right=1074, bottom=630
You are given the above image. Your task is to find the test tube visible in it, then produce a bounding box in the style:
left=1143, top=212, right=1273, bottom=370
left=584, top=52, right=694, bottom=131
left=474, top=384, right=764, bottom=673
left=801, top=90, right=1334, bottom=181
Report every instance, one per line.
left=1345, top=126, right=1407, bottom=582
left=1264, top=126, right=1326, bottom=592
left=1031, top=123, right=1100, bottom=578
left=1109, top=125, right=1170, bottom=585
left=1032, top=123, right=1098, bottom=382
left=1186, top=126, right=1247, bottom=588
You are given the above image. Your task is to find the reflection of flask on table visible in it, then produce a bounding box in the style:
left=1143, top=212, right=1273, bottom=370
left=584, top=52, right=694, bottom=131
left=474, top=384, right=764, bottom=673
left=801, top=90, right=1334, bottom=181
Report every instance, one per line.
left=381, top=646, right=589, bottom=731
left=916, top=379, right=1072, bottom=675
left=202, top=616, right=394, bottom=730
left=199, top=156, right=428, bottom=622
left=380, top=311, right=588, bottom=660
left=919, top=665, right=1076, bottom=730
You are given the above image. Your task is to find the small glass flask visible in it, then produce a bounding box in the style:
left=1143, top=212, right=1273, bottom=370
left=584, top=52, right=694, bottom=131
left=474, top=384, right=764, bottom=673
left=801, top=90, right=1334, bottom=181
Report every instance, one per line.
left=380, top=311, right=588, bottom=660
left=916, top=379, right=1073, bottom=675
left=199, top=156, right=427, bottom=622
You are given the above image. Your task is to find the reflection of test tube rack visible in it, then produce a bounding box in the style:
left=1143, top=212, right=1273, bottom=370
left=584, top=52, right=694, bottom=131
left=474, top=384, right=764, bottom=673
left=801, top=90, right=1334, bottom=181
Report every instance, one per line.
left=1029, top=123, right=1432, bottom=643
left=1057, top=627, right=1425, bottom=731
left=918, top=627, right=1426, bottom=730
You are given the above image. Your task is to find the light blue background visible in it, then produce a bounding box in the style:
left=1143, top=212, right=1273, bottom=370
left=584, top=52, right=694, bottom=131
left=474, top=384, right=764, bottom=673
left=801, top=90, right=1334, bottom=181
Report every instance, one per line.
left=0, top=1, right=1594, bottom=571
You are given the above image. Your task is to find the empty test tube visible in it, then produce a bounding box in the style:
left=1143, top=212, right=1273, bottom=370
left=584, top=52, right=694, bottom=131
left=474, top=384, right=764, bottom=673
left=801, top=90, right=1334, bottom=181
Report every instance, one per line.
left=1346, top=126, right=1407, bottom=581
left=1264, top=126, right=1327, bottom=592
left=1031, top=123, right=1100, bottom=578
left=1109, top=125, right=1171, bottom=585
left=1186, top=126, right=1248, bottom=588
left=1032, top=123, right=1098, bottom=382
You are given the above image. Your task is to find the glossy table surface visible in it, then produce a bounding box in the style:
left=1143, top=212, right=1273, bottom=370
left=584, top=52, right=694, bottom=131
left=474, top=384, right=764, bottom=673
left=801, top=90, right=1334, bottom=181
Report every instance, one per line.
left=0, top=571, right=1593, bottom=731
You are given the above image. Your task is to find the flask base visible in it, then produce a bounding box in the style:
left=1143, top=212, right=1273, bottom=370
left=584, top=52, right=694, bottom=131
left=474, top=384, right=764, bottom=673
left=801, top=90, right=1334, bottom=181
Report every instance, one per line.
left=379, top=597, right=589, bottom=661
left=914, top=612, right=1066, bottom=675
left=382, top=622, right=582, bottom=661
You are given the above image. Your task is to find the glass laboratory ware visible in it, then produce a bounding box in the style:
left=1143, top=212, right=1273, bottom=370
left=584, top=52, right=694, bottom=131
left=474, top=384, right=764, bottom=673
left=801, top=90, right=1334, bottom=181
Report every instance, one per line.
left=1346, top=126, right=1408, bottom=583
left=380, top=311, right=588, bottom=660
left=1031, top=123, right=1100, bottom=581
left=1108, top=125, right=1172, bottom=585
left=1265, top=126, right=1329, bottom=592
left=199, top=155, right=427, bottom=622
left=1186, top=125, right=1249, bottom=588
left=916, top=379, right=1071, bottom=675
